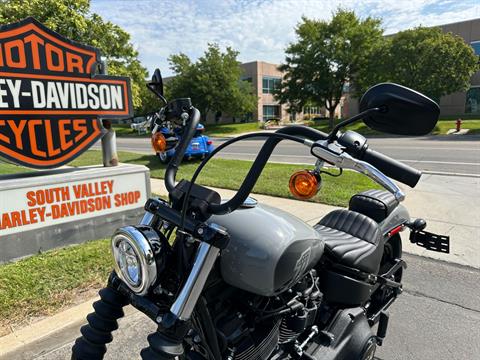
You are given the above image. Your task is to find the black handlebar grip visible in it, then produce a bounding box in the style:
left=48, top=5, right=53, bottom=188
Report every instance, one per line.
left=362, top=148, right=421, bottom=188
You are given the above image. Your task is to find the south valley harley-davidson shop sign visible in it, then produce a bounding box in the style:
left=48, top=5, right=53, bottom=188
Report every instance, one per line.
left=0, top=17, right=133, bottom=168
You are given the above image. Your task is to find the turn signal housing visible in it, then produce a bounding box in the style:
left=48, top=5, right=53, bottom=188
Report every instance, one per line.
left=151, top=132, right=167, bottom=153
left=289, top=170, right=320, bottom=199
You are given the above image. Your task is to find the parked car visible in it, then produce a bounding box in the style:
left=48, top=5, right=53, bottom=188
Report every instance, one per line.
left=130, top=115, right=153, bottom=134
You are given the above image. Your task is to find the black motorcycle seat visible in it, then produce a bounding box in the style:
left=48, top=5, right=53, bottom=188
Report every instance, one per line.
left=349, top=189, right=399, bottom=223
left=314, top=209, right=383, bottom=274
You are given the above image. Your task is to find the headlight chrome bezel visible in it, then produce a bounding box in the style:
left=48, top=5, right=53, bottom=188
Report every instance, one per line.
left=111, top=226, right=158, bottom=295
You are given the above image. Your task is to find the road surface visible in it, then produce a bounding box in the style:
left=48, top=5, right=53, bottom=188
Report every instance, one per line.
left=9, top=254, right=479, bottom=360
left=95, top=135, right=480, bottom=176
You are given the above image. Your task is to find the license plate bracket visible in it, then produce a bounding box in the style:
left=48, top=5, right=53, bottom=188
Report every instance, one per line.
left=410, top=230, right=450, bottom=253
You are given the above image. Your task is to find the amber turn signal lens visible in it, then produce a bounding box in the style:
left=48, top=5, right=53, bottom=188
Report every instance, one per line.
left=151, top=132, right=167, bottom=153
left=289, top=170, right=320, bottom=199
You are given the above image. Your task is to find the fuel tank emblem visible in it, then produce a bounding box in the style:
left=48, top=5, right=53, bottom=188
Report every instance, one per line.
left=293, top=247, right=312, bottom=283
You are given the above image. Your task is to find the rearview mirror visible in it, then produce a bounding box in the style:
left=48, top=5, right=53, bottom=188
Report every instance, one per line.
left=150, top=68, right=164, bottom=96
left=359, top=83, right=439, bottom=135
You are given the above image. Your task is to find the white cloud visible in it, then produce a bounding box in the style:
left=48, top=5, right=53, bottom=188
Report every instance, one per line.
left=91, top=0, right=479, bottom=76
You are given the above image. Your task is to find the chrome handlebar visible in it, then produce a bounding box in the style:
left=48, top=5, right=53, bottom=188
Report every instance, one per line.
left=311, top=140, right=406, bottom=202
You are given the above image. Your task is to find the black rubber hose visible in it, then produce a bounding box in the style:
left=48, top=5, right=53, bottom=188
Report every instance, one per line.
left=71, top=286, right=128, bottom=360
left=208, top=125, right=328, bottom=215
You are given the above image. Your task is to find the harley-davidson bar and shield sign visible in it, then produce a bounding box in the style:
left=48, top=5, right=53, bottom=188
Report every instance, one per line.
left=0, top=17, right=133, bottom=168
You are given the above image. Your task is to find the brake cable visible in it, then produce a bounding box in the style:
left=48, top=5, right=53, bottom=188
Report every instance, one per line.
left=320, top=168, right=343, bottom=177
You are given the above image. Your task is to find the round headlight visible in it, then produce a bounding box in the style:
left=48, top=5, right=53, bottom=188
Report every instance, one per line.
left=111, top=226, right=158, bottom=295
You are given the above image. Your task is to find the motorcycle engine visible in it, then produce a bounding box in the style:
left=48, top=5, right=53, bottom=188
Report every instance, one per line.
left=208, top=270, right=322, bottom=359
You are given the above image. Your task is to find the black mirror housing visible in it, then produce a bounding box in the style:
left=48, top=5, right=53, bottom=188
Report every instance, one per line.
left=150, top=68, right=164, bottom=96
left=359, top=83, right=439, bottom=136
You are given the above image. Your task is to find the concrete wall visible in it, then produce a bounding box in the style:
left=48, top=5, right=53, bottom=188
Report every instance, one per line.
left=438, top=18, right=480, bottom=117
left=0, top=208, right=145, bottom=263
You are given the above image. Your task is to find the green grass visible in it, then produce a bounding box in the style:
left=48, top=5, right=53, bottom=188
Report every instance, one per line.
left=112, top=122, right=261, bottom=138
left=1, top=150, right=379, bottom=207
left=0, top=239, right=111, bottom=334
left=308, top=118, right=480, bottom=136
left=71, top=150, right=380, bottom=207
left=432, top=119, right=480, bottom=135
left=0, top=162, right=29, bottom=175
left=203, top=122, right=260, bottom=137
left=112, top=117, right=480, bottom=138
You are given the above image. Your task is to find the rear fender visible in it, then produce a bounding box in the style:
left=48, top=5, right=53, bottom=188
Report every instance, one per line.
left=379, top=204, right=410, bottom=238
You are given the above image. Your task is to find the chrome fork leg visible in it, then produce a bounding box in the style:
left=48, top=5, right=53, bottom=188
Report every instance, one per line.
left=140, top=212, right=155, bottom=226
left=170, top=242, right=220, bottom=320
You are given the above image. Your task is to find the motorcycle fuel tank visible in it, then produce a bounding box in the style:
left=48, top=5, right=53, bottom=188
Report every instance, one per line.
left=210, top=202, right=324, bottom=296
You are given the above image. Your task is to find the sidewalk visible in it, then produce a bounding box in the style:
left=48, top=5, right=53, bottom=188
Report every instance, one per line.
left=151, top=173, right=480, bottom=268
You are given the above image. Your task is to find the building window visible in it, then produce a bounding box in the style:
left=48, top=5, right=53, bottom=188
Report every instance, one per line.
left=465, top=87, right=480, bottom=114
left=471, top=41, right=480, bottom=56
left=242, top=77, right=252, bottom=83
left=262, top=76, right=281, bottom=94
left=303, top=106, right=321, bottom=115
left=263, top=105, right=280, bottom=121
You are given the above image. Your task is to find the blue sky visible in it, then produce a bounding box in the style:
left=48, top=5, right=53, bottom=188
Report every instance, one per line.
left=91, top=0, right=479, bottom=76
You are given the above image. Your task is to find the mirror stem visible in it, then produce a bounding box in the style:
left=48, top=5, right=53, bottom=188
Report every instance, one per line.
left=146, top=83, right=168, bottom=106
left=327, top=107, right=381, bottom=141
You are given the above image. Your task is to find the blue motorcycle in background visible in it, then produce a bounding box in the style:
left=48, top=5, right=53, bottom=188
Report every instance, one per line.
left=153, top=123, right=214, bottom=163
left=146, top=69, right=215, bottom=163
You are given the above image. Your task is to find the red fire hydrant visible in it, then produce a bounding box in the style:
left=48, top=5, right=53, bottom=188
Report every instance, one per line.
left=456, top=119, right=462, bottom=132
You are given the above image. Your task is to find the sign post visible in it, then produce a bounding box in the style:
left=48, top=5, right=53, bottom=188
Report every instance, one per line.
left=0, top=18, right=149, bottom=262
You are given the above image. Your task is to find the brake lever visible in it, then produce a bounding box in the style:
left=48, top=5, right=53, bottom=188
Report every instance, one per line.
left=311, top=141, right=405, bottom=202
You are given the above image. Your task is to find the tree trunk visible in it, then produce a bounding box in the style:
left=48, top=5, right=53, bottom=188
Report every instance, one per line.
left=328, top=111, right=335, bottom=130
left=326, top=99, right=340, bottom=130
left=325, top=99, right=336, bottom=130
left=201, top=108, right=209, bottom=123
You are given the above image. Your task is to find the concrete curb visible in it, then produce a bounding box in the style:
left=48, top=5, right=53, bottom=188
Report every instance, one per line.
left=0, top=297, right=137, bottom=360
left=422, top=170, right=480, bottom=178
left=0, top=297, right=98, bottom=358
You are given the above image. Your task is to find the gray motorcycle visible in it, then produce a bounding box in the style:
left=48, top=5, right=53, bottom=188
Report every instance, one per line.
left=71, top=72, right=450, bottom=360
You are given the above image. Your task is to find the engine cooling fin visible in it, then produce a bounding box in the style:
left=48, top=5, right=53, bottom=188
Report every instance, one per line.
left=235, top=320, right=281, bottom=360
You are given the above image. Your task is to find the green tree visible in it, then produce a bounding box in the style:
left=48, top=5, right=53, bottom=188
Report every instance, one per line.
left=383, top=27, right=479, bottom=101
left=167, top=43, right=257, bottom=122
left=0, top=0, right=149, bottom=113
left=277, top=10, right=384, bottom=128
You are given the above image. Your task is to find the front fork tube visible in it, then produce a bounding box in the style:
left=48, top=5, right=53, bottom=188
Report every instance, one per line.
left=140, top=241, right=220, bottom=359
left=170, top=242, right=220, bottom=320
